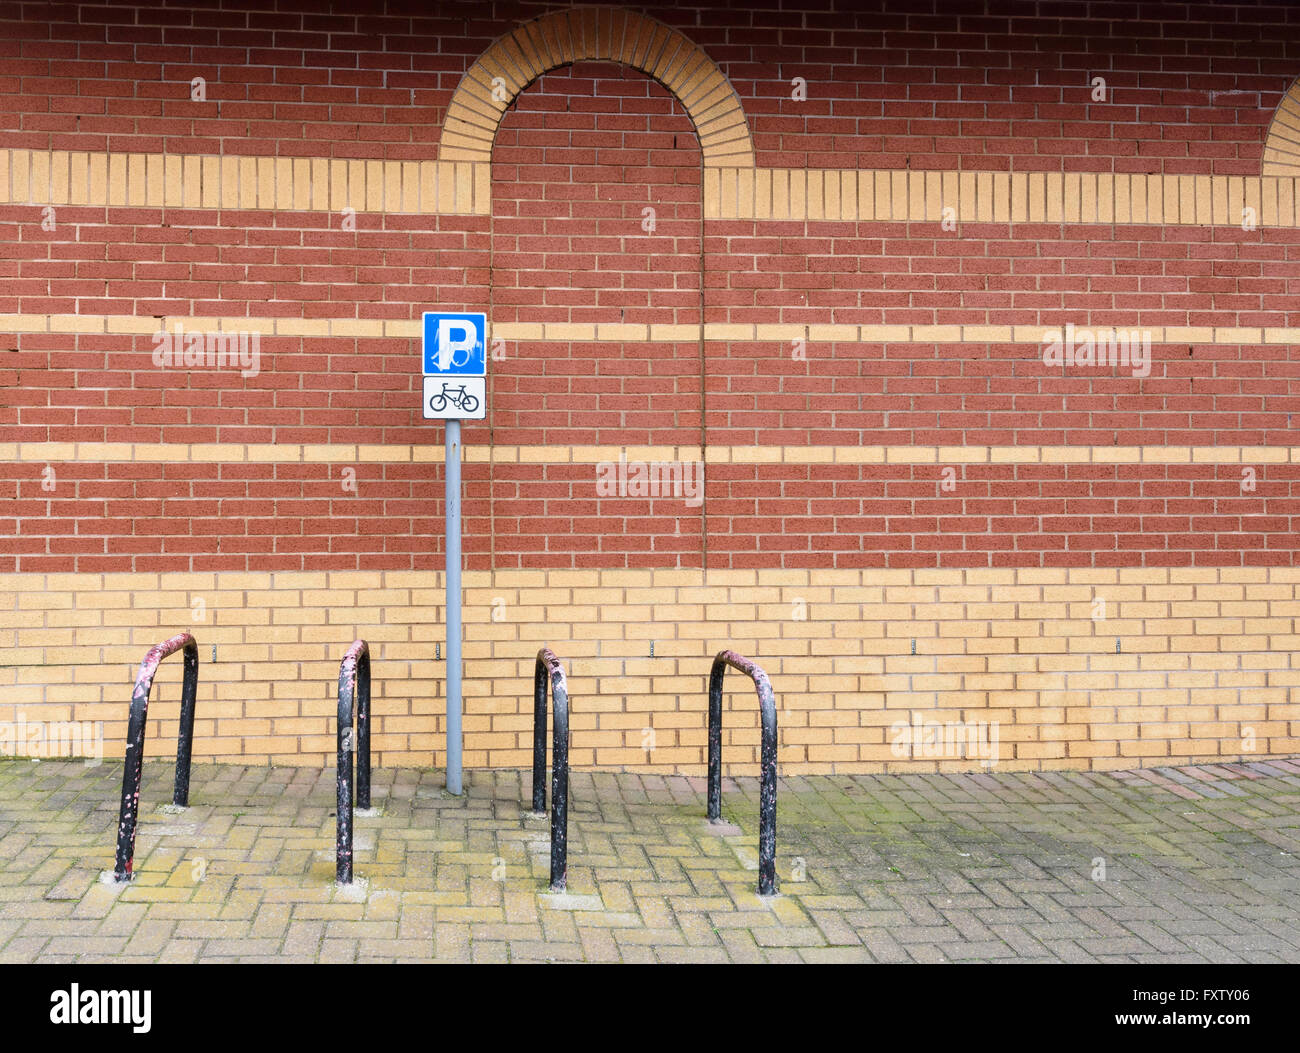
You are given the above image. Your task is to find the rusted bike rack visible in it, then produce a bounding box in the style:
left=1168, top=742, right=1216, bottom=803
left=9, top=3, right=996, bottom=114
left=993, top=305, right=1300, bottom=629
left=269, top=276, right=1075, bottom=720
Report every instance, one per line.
left=708, top=649, right=778, bottom=895
left=336, top=639, right=372, bottom=884
left=113, top=631, right=200, bottom=881
left=532, top=647, right=570, bottom=892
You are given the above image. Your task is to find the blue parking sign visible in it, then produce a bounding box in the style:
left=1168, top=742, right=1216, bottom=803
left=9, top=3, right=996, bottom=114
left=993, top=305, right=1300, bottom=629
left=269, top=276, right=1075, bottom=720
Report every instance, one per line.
left=422, top=312, right=487, bottom=376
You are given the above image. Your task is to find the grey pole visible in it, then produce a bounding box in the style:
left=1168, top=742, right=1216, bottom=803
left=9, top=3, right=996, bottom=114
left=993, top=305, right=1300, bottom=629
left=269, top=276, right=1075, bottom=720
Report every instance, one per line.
left=445, top=418, right=463, bottom=795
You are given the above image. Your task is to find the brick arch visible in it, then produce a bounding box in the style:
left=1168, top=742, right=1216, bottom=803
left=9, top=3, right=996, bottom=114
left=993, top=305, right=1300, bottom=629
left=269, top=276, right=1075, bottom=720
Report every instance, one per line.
left=1263, top=76, right=1300, bottom=176
left=437, top=6, right=753, bottom=168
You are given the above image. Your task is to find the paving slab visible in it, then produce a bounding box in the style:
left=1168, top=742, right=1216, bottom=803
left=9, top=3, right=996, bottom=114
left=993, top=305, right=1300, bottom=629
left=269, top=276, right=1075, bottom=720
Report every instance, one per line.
left=0, top=757, right=1296, bottom=962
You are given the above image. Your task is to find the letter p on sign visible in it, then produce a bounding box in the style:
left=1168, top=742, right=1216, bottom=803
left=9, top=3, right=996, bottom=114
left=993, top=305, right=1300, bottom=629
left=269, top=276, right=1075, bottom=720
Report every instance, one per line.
left=423, top=313, right=486, bottom=375
left=437, top=320, right=473, bottom=370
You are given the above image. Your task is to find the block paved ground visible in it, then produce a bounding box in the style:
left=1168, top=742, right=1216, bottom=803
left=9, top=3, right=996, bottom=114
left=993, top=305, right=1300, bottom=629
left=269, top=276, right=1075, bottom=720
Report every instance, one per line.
left=1, top=757, right=1298, bottom=963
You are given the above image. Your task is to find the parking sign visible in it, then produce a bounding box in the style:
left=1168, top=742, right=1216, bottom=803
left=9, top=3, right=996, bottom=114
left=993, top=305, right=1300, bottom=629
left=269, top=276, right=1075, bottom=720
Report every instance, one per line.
left=422, top=311, right=486, bottom=420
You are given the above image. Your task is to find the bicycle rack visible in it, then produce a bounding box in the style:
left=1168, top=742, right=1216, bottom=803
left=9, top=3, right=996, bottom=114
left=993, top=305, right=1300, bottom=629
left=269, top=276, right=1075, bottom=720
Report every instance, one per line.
left=531, top=647, right=570, bottom=892
left=113, top=631, right=200, bottom=882
left=336, top=639, right=372, bottom=884
left=708, top=649, right=779, bottom=895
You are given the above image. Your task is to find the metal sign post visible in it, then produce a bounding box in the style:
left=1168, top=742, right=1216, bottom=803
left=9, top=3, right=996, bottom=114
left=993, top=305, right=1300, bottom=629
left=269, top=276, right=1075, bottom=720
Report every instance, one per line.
left=444, top=418, right=462, bottom=795
left=422, top=312, right=487, bottom=796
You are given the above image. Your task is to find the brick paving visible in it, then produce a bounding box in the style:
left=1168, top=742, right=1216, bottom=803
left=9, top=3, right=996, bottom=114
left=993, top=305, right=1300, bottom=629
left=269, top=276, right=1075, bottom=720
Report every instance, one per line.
left=1, top=757, right=1298, bottom=963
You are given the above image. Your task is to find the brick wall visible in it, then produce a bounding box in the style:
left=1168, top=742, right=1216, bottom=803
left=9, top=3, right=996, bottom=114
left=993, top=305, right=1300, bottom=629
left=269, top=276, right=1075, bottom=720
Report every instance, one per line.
left=2, top=567, right=1297, bottom=772
left=1, top=1, right=1299, bottom=773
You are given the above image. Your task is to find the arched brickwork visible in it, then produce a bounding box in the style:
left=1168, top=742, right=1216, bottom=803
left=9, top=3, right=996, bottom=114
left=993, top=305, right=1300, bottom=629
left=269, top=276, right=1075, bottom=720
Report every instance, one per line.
left=1263, top=76, right=1300, bottom=175
left=438, top=6, right=753, bottom=168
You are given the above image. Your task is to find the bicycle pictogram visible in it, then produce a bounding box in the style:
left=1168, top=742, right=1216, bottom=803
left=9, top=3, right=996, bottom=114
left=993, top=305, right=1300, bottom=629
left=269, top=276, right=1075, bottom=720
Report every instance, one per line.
left=429, top=382, right=480, bottom=414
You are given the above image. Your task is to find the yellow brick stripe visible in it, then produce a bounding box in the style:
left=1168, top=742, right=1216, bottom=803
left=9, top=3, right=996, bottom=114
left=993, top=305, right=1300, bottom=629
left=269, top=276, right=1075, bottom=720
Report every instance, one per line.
left=4, top=147, right=1297, bottom=227
left=0, top=149, right=486, bottom=214
left=709, top=168, right=1300, bottom=227
left=4, top=442, right=1300, bottom=467
left=1, top=567, right=1297, bottom=773
left=4, top=313, right=1299, bottom=348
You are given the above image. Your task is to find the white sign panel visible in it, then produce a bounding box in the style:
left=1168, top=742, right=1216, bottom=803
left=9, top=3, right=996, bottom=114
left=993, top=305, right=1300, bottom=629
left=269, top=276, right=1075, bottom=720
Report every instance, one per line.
left=422, top=375, right=485, bottom=420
